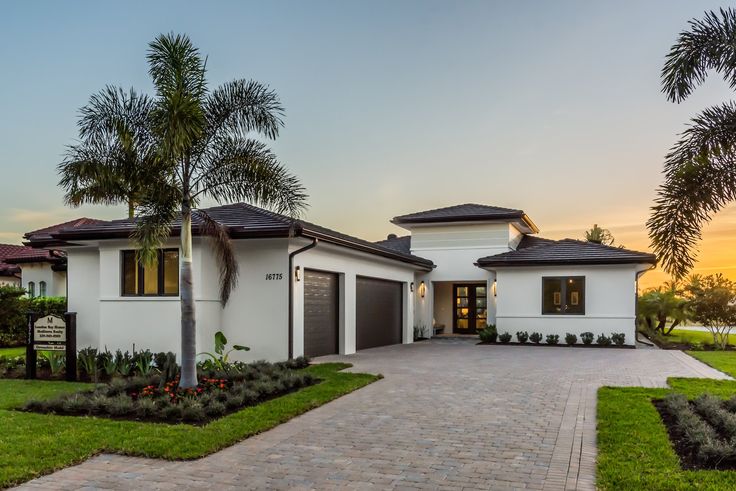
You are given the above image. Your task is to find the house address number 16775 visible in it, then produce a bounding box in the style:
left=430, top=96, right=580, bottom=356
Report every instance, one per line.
left=265, top=273, right=283, bottom=280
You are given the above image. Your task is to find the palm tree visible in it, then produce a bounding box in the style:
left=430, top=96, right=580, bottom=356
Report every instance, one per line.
left=648, top=8, right=736, bottom=279
left=58, top=86, right=160, bottom=218
left=137, top=34, right=307, bottom=388
left=59, top=34, right=308, bottom=388
left=584, top=224, right=615, bottom=246
left=637, top=286, right=689, bottom=335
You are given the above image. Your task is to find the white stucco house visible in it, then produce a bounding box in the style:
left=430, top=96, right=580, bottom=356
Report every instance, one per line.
left=44, top=202, right=655, bottom=361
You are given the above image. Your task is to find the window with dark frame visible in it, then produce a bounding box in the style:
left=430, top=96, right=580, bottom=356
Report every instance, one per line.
left=121, top=249, right=179, bottom=296
left=542, top=276, right=585, bottom=315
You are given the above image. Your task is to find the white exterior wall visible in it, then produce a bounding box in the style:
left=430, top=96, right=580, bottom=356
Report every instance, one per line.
left=67, top=248, right=100, bottom=349
left=19, top=262, right=65, bottom=297
left=292, top=239, right=418, bottom=357
left=221, top=239, right=290, bottom=362
left=65, top=235, right=422, bottom=362
left=494, top=264, right=646, bottom=346
left=409, top=222, right=510, bottom=334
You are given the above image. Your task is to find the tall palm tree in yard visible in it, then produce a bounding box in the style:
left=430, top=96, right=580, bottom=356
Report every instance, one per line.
left=648, top=8, right=736, bottom=279
left=58, top=87, right=160, bottom=219
left=60, top=34, right=308, bottom=388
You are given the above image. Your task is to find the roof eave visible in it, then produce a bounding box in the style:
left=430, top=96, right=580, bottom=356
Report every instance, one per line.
left=477, top=258, right=657, bottom=268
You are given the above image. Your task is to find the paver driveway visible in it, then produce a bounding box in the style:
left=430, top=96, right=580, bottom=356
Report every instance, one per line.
left=17, top=339, right=729, bottom=490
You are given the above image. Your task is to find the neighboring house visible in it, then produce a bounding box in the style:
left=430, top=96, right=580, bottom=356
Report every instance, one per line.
left=45, top=202, right=654, bottom=361
left=0, top=245, right=24, bottom=287
left=5, top=218, right=104, bottom=297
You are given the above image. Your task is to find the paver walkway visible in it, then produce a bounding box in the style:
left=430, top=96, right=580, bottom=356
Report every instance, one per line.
left=17, top=339, right=730, bottom=490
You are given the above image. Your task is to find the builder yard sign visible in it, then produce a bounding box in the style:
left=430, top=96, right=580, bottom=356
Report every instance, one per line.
left=26, top=312, right=77, bottom=381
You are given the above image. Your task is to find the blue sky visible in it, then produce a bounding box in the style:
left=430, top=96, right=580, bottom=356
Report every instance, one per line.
left=1, top=1, right=734, bottom=284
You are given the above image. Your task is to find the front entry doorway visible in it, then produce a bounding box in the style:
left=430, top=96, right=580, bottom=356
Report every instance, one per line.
left=453, top=283, right=487, bottom=334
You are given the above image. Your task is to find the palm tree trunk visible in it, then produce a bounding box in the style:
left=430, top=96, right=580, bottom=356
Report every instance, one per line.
left=179, top=199, right=197, bottom=388
left=128, top=200, right=135, bottom=219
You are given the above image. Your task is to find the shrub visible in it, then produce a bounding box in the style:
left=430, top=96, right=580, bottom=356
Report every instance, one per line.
left=516, top=331, right=529, bottom=343
left=596, top=334, right=612, bottom=346
left=565, top=333, right=577, bottom=346
left=77, top=347, right=98, bottom=380
left=40, top=351, right=65, bottom=376
left=498, top=332, right=512, bottom=343
left=478, top=324, right=498, bottom=343
left=0, top=286, right=27, bottom=346
left=132, top=349, right=155, bottom=376
left=580, top=332, right=594, bottom=345
left=611, top=332, right=626, bottom=346
left=546, top=334, right=559, bottom=345
left=529, top=332, right=543, bottom=344
left=107, top=394, right=135, bottom=416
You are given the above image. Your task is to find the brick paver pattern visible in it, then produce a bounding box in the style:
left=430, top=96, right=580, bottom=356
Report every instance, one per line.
left=16, top=339, right=730, bottom=490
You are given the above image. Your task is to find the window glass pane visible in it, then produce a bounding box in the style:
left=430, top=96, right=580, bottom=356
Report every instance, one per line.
left=163, top=250, right=179, bottom=295
left=456, top=308, right=468, bottom=319
left=542, top=278, right=562, bottom=314
left=476, top=286, right=486, bottom=297
left=565, top=277, right=585, bottom=314
left=143, top=258, right=159, bottom=295
left=476, top=298, right=487, bottom=308
left=456, top=319, right=468, bottom=329
left=39, top=281, right=47, bottom=297
left=28, top=282, right=35, bottom=298
left=456, top=286, right=468, bottom=297
left=122, top=251, right=138, bottom=295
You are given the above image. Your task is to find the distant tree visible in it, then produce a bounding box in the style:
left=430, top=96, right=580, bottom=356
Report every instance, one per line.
left=683, top=274, right=736, bottom=350
left=585, top=224, right=615, bottom=246
left=637, top=285, right=689, bottom=335
left=58, top=87, right=163, bottom=219
left=648, top=8, right=736, bottom=278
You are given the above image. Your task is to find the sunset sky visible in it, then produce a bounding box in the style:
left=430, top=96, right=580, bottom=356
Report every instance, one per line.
left=1, top=0, right=734, bottom=289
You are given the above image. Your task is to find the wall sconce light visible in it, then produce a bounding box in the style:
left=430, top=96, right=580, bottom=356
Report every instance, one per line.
left=492, top=280, right=497, bottom=297
left=410, top=282, right=414, bottom=292
left=294, top=266, right=301, bottom=282
left=419, top=281, right=426, bottom=298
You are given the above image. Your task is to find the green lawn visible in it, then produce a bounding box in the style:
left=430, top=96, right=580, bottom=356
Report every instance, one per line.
left=597, top=350, right=736, bottom=489
left=664, top=328, right=736, bottom=347
left=0, top=346, right=25, bottom=358
left=0, top=363, right=379, bottom=488
left=687, top=351, right=736, bottom=378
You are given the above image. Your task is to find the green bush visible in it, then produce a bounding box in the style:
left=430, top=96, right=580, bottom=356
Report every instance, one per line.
left=498, top=332, right=512, bottom=343
left=545, top=334, right=559, bottom=345
left=580, top=332, right=594, bottom=345
left=0, top=286, right=27, bottom=346
left=596, top=334, right=612, bottom=346
left=611, top=332, right=626, bottom=346
left=516, top=331, right=529, bottom=343
left=529, top=332, right=543, bottom=344
left=565, top=333, right=577, bottom=345
left=478, top=324, right=497, bottom=343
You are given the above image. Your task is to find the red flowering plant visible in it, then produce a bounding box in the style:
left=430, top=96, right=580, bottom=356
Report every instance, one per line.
left=129, top=376, right=230, bottom=404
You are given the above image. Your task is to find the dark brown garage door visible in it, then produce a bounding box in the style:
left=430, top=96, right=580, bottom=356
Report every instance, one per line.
left=303, top=269, right=339, bottom=357
left=356, top=276, right=403, bottom=350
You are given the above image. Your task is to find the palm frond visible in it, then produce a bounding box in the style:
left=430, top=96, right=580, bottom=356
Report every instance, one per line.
left=132, top=182, right=182, bottom=266
left=205, top=79, right=284, bottom=141
left=194, top=136, right=308, bottom=217
left=648, top=151, right=736, bottom=278
left=662, top=8, right=736, bottom=103
left=58, top=142, right=129, bottom=207
left=147, top=33, right=207, bottom=162
left=192, top=209, right=238, bottom=305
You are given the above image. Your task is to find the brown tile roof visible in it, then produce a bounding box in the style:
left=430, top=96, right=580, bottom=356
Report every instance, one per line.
left=24, top=217, right=106, bottom=246
left=477, top=238, right=656, bottom=267
left=0, top=244, right=48, bottom=275
left=393, top=203, right=525, bottom=223
left=52, top=203, right=434, bottom=270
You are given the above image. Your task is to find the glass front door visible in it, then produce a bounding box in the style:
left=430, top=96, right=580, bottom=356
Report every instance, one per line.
left=453, top=283, right=487, bottom=333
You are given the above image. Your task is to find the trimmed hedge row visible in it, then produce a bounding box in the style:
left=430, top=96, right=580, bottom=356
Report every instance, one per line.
left=478, top=325, right=627, bottom=346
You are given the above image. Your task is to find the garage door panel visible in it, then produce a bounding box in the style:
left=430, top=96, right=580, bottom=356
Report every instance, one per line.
left=304, top=270, right=338, bottom=357
left=356, top=276, right=403, bottom=350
